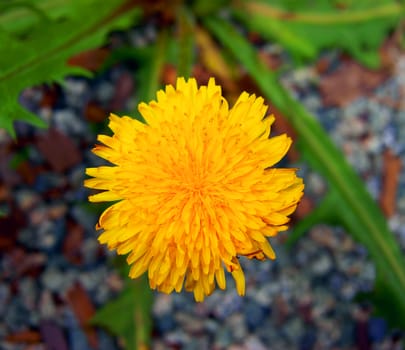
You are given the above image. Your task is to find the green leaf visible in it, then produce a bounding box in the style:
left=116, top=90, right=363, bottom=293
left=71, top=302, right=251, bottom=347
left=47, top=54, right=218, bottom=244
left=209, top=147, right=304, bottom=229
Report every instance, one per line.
left=176, top=7, right=195, bottom=79
left=0, top=0, right=142, bottom=138
left=205, top=16, right=405, bottom=328
left=132, top=28, right=169, bottom=118
left=9, top=146, right=30, bottom=170
left=0, top=0, right=66, bottom=36
left=91, top=275, right=153, bottom=350
left=192, top=0, right=230, bottom=16
left=234, top=0, right=402, bottom=67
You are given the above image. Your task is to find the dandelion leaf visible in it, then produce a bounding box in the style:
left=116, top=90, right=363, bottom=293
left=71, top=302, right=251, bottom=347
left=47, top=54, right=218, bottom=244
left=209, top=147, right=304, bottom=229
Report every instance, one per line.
left=0, top=0, right=141, bottom=138
left=90, top=277, right=153, bottom=350
left=235, top=0, right=401, bottom=67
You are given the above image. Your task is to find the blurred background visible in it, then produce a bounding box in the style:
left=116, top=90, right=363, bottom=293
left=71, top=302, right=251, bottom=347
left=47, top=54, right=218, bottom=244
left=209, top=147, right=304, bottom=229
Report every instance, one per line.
left=1, top=0, right=405, bottom=349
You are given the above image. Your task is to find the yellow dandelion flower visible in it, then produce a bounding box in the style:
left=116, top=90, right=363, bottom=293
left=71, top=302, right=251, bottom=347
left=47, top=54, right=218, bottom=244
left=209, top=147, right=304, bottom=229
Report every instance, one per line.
left=85, top=77, right=304, bottom=301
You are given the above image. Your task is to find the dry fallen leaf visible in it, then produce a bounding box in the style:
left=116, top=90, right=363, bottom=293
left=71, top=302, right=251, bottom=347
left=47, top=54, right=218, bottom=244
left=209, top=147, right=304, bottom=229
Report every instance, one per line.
left=5, top=330, right=41, bottom=344
left=380, top=148, right=402, bottom=217
left=68, top=48, right=110, bottom=72
left=35, top=128, right=81, bottom=172
left=319, top=59, right=388, bottom=107
left=66, top=282, right=98, bottom=349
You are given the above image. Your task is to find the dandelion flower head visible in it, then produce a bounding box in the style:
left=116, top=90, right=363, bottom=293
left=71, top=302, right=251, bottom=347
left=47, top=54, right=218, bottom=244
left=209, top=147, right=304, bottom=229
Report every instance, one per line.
left=85, top=77, right=304, bottom=301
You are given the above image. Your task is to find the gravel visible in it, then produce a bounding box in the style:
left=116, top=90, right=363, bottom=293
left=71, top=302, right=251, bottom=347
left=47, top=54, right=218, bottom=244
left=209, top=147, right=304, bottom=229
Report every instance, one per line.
left=1, top=27, right=405, bottom=350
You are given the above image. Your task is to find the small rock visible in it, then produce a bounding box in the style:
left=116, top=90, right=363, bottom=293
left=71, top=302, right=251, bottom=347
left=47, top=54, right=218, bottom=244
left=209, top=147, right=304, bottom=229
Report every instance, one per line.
left=244, top=299, right=269, bottom=331
left=39, top=290, right=56, bottom=319
left=4, top=298, right=30, bottom=331
left=41, top=267, right=68, bottom=292
left=95, top=81, right=115, bottom=102
left=64, top=79, right=90, bottom=108
left=282, top=318, right=304, bottom=343
left=164, top=329, right=190, bottom=347
left=15, top=190, right=41, bottom=211
left=299, top=326, right=317, bottom=350
left=310, top=253, right=333, bottom=277
left=53, top=109, right=86, bottom=136
left=155, top=312, right=177, bottom=334
left=213, top=326, right=232, bottom=349
left=19, top=277, right=38, bottom=311
left=36, top=220, right=64, bottom=252
left=80, top=238, right=100, bottom=266
left=64, top=309, right=92, bottom=350
left=368, top=317, right=387, bottom=343
left=227, top=314, right=248, bottom=342
left=213, top=291, right=243, bottom=320
left=175, top=312, right=205, bottom=334
left=244, top=335, right=268, bottom=350
left=153, top=294, right=174, bottom=316
left=0, top=283, right=10, bottom=317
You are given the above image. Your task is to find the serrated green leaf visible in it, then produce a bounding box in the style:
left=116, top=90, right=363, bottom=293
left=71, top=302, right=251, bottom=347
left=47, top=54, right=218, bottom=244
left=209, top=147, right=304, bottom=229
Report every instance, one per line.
left=234, top=0, right=402, bottom=67
left=205, top=16, right=405, bottom=328
left=90, top=275, right=153, bottom=350
left=0, top=0, right=70, bottom=36
left=0, top=0, right=142, bottom=138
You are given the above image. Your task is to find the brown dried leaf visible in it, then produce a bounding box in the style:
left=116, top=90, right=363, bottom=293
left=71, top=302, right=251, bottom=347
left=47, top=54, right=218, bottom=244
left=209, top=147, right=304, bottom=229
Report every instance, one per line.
left=17, top=252, right=46, bottom=277
left=16, top=161, right=38, bottom=185
left=62, top=220, right=84, bottom=265
left=68, top=48, right=110, bottom=72
left=5, top=329, right=41, bottom=344
left=258, top=50, right=283, bottom=71
left=294, top=195, right=315, bottom=220
left=380, top=148, right=402, bottom=217
left=109, top=72, right=134, bottom=111
left=162, top=63, right=178, bottom=86
left=85, top=101, right=108, bottom=123
left=0, top=205, right=26, bottom=251
left=319, top=59, right=388, bottom=107
left=66, top=282, right=98, bottom=349
left=35, top=128, right=81, bottom=172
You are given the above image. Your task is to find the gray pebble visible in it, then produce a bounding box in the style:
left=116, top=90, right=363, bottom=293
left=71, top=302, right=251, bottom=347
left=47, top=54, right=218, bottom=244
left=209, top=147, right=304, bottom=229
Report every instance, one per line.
left=19, top=277, right=38, bottom=311
left=53, top=109, right=86, bottom=136
left=227, top=314, right=248, bottom=342
left=41, top=266, right=73, bottom=293
left=0, top=283, right=10, bottom=318
left=310, top=253, right=333, bottom=277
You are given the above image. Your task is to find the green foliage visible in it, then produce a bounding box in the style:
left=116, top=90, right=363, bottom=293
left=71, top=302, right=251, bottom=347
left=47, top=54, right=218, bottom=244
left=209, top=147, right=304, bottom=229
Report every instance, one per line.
left=0, top=0, right=141, bottom=138
left=3, top=0, right=405, bottom=346
left=204, top=16, right=405, bottom=328
left=233, top=0, right=402, bottom=67
left=90, top=275, right=153, bottom=350
left=176, top=7, right=195, bottom=78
